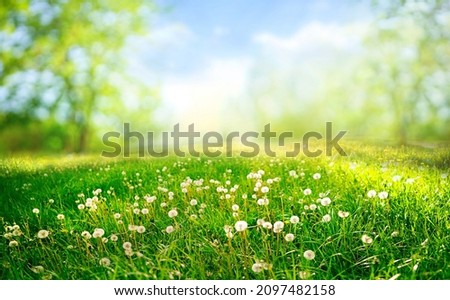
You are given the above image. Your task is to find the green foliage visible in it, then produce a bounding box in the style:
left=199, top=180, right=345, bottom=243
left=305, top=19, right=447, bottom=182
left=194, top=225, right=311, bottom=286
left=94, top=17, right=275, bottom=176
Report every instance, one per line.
left=0, top=0, right=158, bottom=153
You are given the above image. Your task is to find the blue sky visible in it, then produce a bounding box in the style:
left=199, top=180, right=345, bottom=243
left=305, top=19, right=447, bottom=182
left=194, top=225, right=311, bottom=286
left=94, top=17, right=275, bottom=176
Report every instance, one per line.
left=126, top=0, right=373, bottom=130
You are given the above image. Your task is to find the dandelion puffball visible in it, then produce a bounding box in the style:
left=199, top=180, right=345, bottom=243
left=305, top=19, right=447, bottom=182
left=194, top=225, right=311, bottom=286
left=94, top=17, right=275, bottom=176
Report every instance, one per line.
left=290, top=215, right=300, bottom=224
left=322, top=214, right=331, bottom=223
left=168, top=209, right=178, bottom=218
left=285, top=233, right=295, bottom=242
left=367, top=190, right=377, bottom=198
left=320, top=197, right=331, bottom=206
left=234, top=220, right=248, bottom=232
left=99, top=257, right=111, bottom=267
left=338, top=211, right=350, bottom=218
left=252, top=262, right=264, bottom=273
left=37, top=230, right=49, bottom=239
left=378, top=191, right=389, bottom=199
left=303, top=250, right=315, bottom=260
left=361, top=234, right=373, bottom=244
left=165, top=225, right=174, bottom=234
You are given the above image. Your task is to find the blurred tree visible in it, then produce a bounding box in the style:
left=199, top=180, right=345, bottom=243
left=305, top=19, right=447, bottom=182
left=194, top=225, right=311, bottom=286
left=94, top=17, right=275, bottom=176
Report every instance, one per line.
left=0, top=0, right=158, bottom=153
left=362, top=0, right=450, bottom=144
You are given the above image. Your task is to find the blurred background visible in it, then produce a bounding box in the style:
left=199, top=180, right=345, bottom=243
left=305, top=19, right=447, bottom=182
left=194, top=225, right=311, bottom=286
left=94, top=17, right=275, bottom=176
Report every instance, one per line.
left=1, top=0, right=449, bottom=154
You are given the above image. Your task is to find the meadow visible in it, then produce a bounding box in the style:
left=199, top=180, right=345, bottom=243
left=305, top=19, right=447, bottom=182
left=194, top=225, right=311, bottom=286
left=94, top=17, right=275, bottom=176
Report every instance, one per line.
left=1, top=143, right=449, bottom=280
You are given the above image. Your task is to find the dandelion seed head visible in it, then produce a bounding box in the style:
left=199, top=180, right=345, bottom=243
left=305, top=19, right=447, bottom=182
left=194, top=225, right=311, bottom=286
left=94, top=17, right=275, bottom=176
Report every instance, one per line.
left=137, top=226, right=146, bottom=234
left=234, top=220, right=248, bottom=232
left=57, top=214, right=65, bottom=220
left=313, top=173, right=321, bottom=180
left=168, top=209, right=178, bottom=218
left=37, top=230, right=49, bottom=239
left=303, top=250, right=315, bottom=260
left=9, top=240, right=19, bottom=247
left=367, top=190, right=377, bottom=198
left=122, top=242, right=132, bottom=250
left=165, top=225, right=174, bottom=234
left=378, top=191, right=389, bottom=199
left=322, top=214, right=331, bottom=223
left=320, top=197, right=331, bottom=206
left=338, top=211, right=350, bottom=218
left=290, top=215, right=300, bottom=224
left=32, top=208, right=40, bottom=214
left=361, top=234, right=373, bottom=244
left=303, top=189, right=312, bottom=196
left=285, top=233, right=295, bottom=242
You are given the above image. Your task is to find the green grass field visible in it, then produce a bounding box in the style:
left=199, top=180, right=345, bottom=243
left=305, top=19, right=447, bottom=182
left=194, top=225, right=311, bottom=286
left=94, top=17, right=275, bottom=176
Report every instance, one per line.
left=1, top=143, right=449, bottom=279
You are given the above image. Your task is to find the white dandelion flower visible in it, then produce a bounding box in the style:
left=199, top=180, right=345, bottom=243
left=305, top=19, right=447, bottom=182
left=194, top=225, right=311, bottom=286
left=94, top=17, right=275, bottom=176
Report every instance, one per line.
left=290, top=215, right=300, bottom=224
left=257, top=219, right=265, bottom=226
left=309, top=204, right=317, bottom=211
left=99, top=257, right=110, bottom=267
left=313, top=173, right=321, bottom=180
left=37, top=230, right=49, bottom=239
left=303, top=250, right=315, bottom=260
left=322, top=214, right=331, bottom=223
left=110, top=234, right=118, bottom=242
left=261, top=186, right=269, bottom=193
left=262, top=222, right=273, bottom=230
left=257, top=198, right=269, bottom=206
left=284, top=233, right=295, bottom=242
left=190, top=199, right=198, bottom=206
left=128, top=225, right=137, bottom=231
left=133, top=208, right=140, bottom=215
left=231, top=204, right=239, bottom=211
left=361, top=234, right=373, bottom=244
left=92, top=228, right=105, bottom=238
left=78, top=204, right=85, bottom=210
left=165, top=225, right=174, bottom=234
left=137, top=226, right=146, bottom=234
left=378, top=191, right=389, bottom=199
left=141, top=208, right=149, bottom=215
left=81, top=231, right=92, bottom=239
left=226, top=231, right=233, bottom=239
left=320, top=197, right=331, bottom=206
left=338, top=211, right=350, bottom=218
left=48, top=199, right=54, bottom=204
left=224, top=225, right=232, bottom=233
left=9, top=240, right=19, bottom=247
left=252, top=262, right=264, bottom=273
left=234, top=220, right=248, bottom=232
left=122, top=242, right=132, bottom=250
left=32, top=208, right=40, bottom=214
left=303, top=189, right=312, bottom=196
left=57, top=214, right=65, bottom=220
left=367, top=190, right=377, bottom=198
left=114, top=213, right=121, bottom=219
left=391, top=231, right=399, bottom=237
left=273, top=221, right=284, bottom=233
left=168, top=209, right=178, bottom=218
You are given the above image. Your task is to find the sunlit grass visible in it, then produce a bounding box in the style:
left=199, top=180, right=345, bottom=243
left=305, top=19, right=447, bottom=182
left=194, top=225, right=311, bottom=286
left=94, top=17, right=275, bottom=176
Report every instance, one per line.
left=1, top=143, right=449, bottom=279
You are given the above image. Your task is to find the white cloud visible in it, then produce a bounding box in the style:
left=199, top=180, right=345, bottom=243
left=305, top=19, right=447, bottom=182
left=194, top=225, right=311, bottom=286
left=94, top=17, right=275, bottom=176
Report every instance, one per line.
left=253, top=21, right=368, bottom=53
left=148, top=22, right=194, bottom=46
